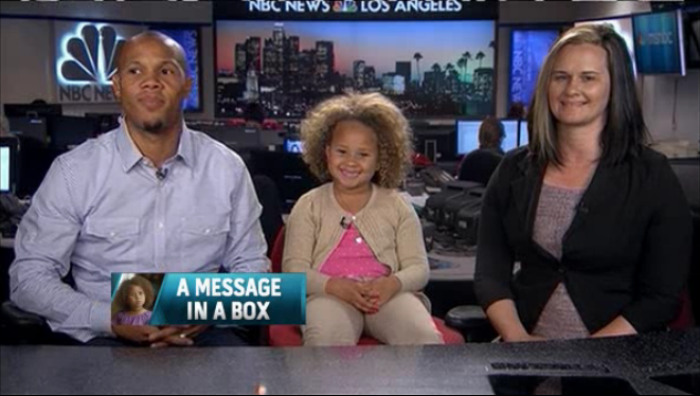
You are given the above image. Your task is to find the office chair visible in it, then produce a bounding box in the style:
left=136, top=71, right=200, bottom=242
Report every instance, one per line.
left=446, top=216, right=699, bottom=342
left=266, top=227, right=465, bottom=346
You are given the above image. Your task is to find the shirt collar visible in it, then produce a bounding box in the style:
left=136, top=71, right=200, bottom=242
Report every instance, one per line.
left=116, top=116, right=195, bottom=172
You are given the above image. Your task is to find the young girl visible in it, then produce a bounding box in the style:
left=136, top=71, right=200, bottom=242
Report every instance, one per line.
left=283, top=93, right=444, bottom=346
left=112, top=275, right=155, bottom=326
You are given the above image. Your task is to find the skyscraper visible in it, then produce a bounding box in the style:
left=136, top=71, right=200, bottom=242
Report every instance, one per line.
left=315, top=41, right=334, bottom=91
left=286, top=36, right=300, bottom=93
left=396, top=62, right=412, bottom=87
left=364, top=66, right=376, bottom=89
left=235, top=43, right=247, bottom=80
left=263, top=38, right=280, bottom=87
left=300, top=49, right=318, bottom=91
left=353, top=60, right=366, bottom=90
left=246, top=37, right=262, bottom=74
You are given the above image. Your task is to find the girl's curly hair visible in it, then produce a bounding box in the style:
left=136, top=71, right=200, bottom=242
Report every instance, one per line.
left=300, top=93, right=414, bottom=189
left=111, top=275, right=155, bottom=317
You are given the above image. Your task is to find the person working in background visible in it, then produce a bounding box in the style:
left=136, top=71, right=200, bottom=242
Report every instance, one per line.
left=244, top=102, right=266, bottom=129
left=10, top=31, right=269, bottom=347
left=458, top=116, right=505, bottom=185
left=475, top=24, right=692, bottom=343
left=507, top=102, right=527, bottom=119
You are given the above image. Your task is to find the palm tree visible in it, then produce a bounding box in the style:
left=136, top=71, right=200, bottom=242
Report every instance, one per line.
left=445, top=63, right=457, bottom=92
left=461, top=51, right=472, bottom=80
left=457, top=57, right=466, bottom=82
left=413, top=52, right=423, bottom=85
left=476, top=51, right=486, bottom=69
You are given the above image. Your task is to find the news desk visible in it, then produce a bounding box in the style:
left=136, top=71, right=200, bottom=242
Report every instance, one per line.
left=1, top=329, right=698, bottom=395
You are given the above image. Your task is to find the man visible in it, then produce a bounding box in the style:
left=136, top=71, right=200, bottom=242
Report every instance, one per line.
left=9, top=31, right=269, bottom=347
left=458, top=116, right=505, bottom=186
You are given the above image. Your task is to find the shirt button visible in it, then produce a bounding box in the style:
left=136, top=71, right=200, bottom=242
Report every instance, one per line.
left=159, top=223, right=164, bottom=229
left=110, top=232, right=116, bottom=237
left=205, top=229, right=211, bottom=234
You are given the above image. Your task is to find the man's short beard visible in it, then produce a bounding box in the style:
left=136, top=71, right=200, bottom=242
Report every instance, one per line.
left=141, top=120, right=166, bottom=134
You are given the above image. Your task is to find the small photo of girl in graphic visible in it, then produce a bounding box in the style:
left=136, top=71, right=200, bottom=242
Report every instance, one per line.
left=111, top=275, right=155, bottom=326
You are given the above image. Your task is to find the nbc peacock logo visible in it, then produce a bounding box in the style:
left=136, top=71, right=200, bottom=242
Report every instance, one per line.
left=333, top=1, right=358, bottom=13
left=57, top=23, right=126, bottom=86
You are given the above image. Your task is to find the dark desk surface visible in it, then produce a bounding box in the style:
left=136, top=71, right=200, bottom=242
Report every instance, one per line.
left=1, top=329, right=698, bottom=395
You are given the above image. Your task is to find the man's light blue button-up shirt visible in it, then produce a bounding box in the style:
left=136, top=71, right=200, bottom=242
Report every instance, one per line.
left=10, top=123, right=270, bottom=342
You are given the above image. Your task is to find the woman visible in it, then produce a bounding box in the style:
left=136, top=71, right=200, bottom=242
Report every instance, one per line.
left=474, top=24, right=692, bottom=343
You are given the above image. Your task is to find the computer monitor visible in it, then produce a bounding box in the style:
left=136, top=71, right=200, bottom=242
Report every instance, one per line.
left=7, top=117, right=49, bottom=144
left=501, top=119, right=520, bottom=152
left=457, top=119, right=521, bottom=155
left=0, top=138, right=18, bottom=194
left=456, top=120, right=482, bottom=156
left=284, top=138, right=304, bottom=154
left=519, top=121, right=530, bottom=147
left=633, top=10, right=686, bottom=75
left=48, top=116, right=97, bottom=150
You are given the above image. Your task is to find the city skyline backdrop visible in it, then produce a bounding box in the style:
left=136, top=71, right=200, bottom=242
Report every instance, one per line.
left=216, top=20, right=496, bottom=80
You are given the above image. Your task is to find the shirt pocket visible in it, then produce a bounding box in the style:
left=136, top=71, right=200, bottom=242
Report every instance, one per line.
left=179, top=214, right=231, bottom=267
left=83, top=217, right=141, bottom=263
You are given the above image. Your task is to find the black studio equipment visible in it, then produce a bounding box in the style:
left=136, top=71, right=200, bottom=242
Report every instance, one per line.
left=47, top=116, right=98, bottom=150
left=413, top=120, right=458, bottom=164
left=2, top=134, right=61, bottom=199
left=6, top=117, right=48, bottom=146
left=195, top=122, right=264, bottom=156
left=423, top=180, right=481, bottom=226
left=3, top=103, right=62, bottom=119
left=248, top=150, right=319, bottom=213
left=452, top=187, right=487, bottom=246
left=230, top=126, right=263, bottom=152
left=85, top=113, right=121, bottom=135
left=437, top=183, right=485, bottom=234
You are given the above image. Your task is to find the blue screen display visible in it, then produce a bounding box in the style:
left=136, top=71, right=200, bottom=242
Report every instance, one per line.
left=0, top=147, right=10, bottom=193
left=285, top=139, right=304, bottom=154
left=457, top=119, right=526, bottom=156
left=456, top=120, right=481, bottom=155
left=152, top=27, right=202, bottom=111
left=501, top=120, right=520, bottom=152
left=509, top=29, right=560, bottom=108
left=519, top=121, right=529, bottom=147
left=633, top=10, right=686, bottom=75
